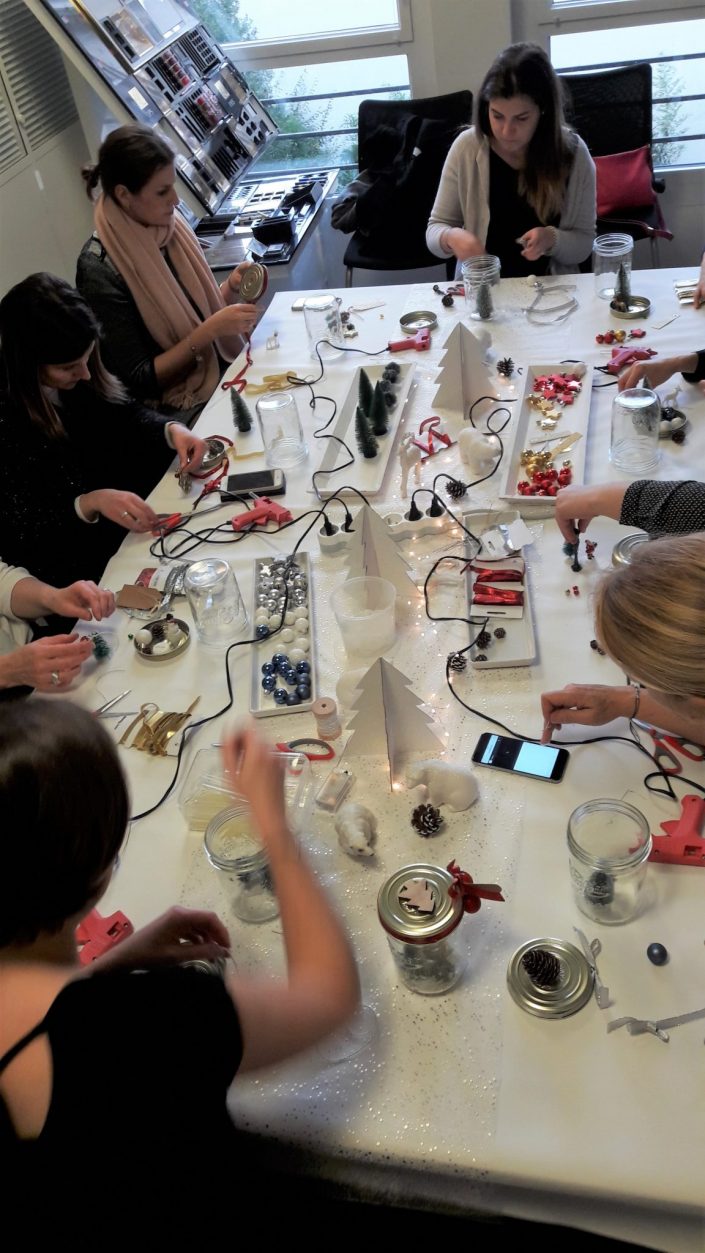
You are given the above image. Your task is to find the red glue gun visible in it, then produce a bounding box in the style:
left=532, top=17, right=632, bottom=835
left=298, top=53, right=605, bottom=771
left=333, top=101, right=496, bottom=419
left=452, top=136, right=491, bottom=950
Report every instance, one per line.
left=388, top=328, right=431, bottom=353
left=231, top=495, right=293, bottom=532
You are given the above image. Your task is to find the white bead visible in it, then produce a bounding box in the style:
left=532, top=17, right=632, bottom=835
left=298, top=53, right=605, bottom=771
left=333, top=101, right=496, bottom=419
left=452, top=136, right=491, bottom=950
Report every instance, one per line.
left=284, top=611, right=297, bottom=625
left=293, top=636, right=310, bottom=652
left=294, top=618, right=309, bottom=634
left=255, top=609, right=269, bottom=624
left=289, top=648, right=306, bottom=663
left=294, top=604, right=308, bottom=618
left=267, top=614, right=282, bottom=629
left=281, top=628, right=295, bottom=643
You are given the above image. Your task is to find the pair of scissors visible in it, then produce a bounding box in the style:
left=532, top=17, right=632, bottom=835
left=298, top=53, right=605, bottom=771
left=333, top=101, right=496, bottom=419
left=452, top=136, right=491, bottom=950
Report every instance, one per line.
left=633, top=719, right=705, bottom=774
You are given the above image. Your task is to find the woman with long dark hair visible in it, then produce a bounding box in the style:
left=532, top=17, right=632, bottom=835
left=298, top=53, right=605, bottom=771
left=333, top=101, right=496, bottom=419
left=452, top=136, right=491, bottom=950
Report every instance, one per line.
left=0, top=706, right=358, bottom=1207
left=427, top=43, right=595, bottom=276
left=76, top=124, right=261, bottom=419
left=0, top=273, right=207, bottom=592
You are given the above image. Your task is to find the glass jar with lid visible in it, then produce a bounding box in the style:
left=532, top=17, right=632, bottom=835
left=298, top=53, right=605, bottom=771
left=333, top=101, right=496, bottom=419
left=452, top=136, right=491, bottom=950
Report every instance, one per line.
left=377, top=863, right=467, bottom=994
left=204, top=804, right=279, bottom=923
left=567, top=798, right=652, bottom=925
left=462, top=254, right=501, bottom=320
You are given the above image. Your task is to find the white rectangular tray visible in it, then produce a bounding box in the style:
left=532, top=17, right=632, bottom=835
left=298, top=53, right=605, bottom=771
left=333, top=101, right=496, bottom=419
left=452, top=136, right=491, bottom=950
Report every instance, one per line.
left=315, top=361, right=415, bottom=498
left=249, top=551, right=318, bottom=718
left=499, top=361, right=593, bottom=511
left=463, top=512, right=536, bottom=669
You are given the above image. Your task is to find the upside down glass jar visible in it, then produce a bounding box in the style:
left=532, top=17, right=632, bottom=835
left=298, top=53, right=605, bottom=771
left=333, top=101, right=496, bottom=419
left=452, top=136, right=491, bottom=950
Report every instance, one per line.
left=567, top=798, right=652, bottom=925
left=205, top=804, right=279, bottom=923
left=377, top=863, right=467, bottom=994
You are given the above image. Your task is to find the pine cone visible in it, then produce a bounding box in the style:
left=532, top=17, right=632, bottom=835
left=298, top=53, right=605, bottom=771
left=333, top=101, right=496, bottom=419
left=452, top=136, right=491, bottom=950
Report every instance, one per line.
left=445, top=477, right=467, bottom=500
left=476, top=630, right=492, bottom=649
left=497, top=356, right=515, bottom=378
left=411, top=803, right=444, bottom=837
left=585, top=870, right=614, bottom=906
left=493, top=627, right=506, bottom=639
left=447, top=651, right=467, bottom=673
left=522, top=948, right=561, bottom=988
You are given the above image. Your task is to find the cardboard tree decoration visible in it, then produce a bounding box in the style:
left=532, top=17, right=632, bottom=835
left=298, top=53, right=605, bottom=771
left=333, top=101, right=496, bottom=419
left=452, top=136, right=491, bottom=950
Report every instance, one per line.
left=431, top=323, right=495, bottom=429
left=346, top=504, right=419, bottom=599
left=345, top=657, right=442, bottom=789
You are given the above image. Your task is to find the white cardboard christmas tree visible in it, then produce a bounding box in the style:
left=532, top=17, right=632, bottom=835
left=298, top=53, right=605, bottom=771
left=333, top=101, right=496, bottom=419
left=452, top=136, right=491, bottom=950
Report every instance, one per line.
left=345, top=657, right=442, bottom=788
left=346, top=504, right=420, bottom=599
left=431, top=323, right=496, bottom=430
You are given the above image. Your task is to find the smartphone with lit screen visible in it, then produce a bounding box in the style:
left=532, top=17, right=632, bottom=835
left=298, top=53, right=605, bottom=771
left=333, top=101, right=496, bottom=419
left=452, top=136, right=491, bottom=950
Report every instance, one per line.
left=471, top=733, right=569, bottom=783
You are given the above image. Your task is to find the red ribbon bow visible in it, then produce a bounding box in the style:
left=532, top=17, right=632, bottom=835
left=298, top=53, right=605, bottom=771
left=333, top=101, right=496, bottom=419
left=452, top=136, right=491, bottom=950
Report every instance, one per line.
left=446, top=861, right=505, bottom=914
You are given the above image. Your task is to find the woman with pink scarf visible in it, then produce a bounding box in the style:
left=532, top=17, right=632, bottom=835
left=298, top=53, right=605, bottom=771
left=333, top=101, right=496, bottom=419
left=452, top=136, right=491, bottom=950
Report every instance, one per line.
left=77, top=125, right=260, bottom=422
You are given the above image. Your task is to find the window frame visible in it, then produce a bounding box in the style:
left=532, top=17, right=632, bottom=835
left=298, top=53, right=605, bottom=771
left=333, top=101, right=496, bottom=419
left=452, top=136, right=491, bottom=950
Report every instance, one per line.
left=220, top=0, right=413, bottom=69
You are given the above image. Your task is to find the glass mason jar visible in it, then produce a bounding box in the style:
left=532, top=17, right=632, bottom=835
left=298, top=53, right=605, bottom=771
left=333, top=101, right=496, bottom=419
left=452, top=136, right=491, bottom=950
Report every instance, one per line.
left=567, top=798, right=652, bottom=925
left=205, top=805, right=279, bottom=923
left=610, top=387, right=661, bottom=475
left=377, top=863, right=466, bottom=994
left=184, top=558, right=249, bottom=646
left=462, top=254, right=501, bottom=320
left=592, top=233, right=633, bottom=300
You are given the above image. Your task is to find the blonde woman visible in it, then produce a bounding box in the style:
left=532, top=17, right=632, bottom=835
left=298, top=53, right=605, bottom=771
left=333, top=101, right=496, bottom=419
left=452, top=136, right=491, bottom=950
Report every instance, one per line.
left=427, top=43, right=595, bottom=277
left=542, top=534, right=705, bottom=744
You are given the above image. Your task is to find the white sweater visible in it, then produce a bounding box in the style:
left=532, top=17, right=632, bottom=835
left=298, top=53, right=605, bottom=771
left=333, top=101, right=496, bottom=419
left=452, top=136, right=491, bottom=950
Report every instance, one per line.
left=426, top=127, right=596, bottom=275
left=0, top=562, right=32, bottom=655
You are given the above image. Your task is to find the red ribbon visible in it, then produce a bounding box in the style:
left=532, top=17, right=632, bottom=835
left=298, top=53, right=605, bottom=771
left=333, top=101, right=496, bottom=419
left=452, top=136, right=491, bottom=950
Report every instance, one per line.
left=220, top=335, right=254, bottom=394
left=446, top=861, right=504, bottom=914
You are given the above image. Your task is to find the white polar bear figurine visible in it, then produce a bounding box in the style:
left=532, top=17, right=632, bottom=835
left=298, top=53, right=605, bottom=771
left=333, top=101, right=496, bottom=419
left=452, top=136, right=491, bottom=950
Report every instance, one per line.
left=406, top=760, right=479, bottom=811
left=334, top=802, right=378, bottom=859
left=457, top=428, right=501, bottom=477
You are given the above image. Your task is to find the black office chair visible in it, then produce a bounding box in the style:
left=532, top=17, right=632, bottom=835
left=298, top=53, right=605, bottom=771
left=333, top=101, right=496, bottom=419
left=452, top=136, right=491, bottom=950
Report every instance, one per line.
left=560, top=63, right=673, bottom=266
left=342, top=90, right=473, bottom=287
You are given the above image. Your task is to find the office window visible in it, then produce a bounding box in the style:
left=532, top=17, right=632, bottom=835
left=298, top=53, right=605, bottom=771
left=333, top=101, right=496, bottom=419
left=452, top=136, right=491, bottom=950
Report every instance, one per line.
left=187, top=1, right=412, bottom=178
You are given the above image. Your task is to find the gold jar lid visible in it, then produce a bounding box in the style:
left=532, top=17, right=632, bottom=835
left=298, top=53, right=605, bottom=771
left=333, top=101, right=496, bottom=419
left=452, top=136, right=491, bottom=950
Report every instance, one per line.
left=507, top=937, right=594, bottom=1018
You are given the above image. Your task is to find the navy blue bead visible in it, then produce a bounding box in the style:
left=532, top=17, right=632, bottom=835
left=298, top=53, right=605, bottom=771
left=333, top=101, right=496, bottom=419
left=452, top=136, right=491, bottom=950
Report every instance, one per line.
left=261, top=675, right=276, bottom=692
left=286, top=692, right=301, bottom=705
left=256, top=624, right=270, bottom=639
left=273, top=689, right=288, bottom=705
left=647, top=943, right=668, bottom=966
left=284, top=669, right=297, bottom=686
left=272, top=653, right=287, bottom=666
left=296, top=683, right=311, bottom=700
left=261, top=661, right=275, bottom=675
left=295, top=660, right=311, bottom=674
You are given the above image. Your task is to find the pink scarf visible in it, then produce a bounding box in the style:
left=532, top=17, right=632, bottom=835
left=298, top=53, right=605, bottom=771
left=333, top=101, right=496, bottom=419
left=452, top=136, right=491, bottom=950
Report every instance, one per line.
left=94, top=194, right=242, bottom=410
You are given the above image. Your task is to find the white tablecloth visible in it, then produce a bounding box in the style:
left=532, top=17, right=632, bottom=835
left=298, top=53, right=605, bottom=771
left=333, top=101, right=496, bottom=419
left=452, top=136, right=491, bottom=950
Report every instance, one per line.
left=83, top=270, right=704, bottom=1250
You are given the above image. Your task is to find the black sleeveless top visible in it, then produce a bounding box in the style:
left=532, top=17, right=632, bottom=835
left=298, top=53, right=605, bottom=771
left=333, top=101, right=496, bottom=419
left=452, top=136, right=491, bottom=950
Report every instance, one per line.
left=485, top=148, right=555, bottom=278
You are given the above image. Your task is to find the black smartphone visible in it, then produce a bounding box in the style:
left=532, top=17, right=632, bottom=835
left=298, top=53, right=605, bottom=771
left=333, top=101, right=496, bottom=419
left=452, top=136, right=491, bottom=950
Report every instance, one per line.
left=472, top=732, right=569, bottom=783
left=221, top=469, right=286, bottom=500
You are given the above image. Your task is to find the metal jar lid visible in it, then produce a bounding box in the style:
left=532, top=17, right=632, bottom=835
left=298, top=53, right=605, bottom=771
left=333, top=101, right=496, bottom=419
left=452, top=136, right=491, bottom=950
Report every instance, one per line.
left=399, top=310, right=438, bottom=334
left=507, top=937, right=594, bottom=1018
left=611, top=532, right=650, bottom=567
left=239, top=261, right=268, bottom=302
left=200, top=437, right=229, bottom=475
left=378, top=863, right=463, bottom=943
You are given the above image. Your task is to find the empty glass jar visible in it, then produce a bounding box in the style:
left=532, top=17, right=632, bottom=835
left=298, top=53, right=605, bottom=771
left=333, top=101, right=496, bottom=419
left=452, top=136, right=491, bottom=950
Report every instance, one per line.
left=593, top=233, right=633, bottom=300
left=610, top=386, right=661, bottom=474
left=184, top=558, right=249, bottom=646
left=378, top=863, right=466, bottom=994
left=567, top=798, right=652, bottom=925
left=205, top=805, right=279, bottom=923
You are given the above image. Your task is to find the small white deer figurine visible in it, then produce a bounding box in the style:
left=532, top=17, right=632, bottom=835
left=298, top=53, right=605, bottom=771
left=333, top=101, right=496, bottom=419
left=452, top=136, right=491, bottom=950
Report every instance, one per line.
left=399, top=432, right=423, bottom=498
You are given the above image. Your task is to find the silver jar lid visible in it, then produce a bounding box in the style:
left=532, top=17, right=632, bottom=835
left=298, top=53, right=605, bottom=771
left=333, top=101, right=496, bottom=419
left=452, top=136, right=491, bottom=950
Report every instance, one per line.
left=507, top=937, right=594, bottom=1018
left=612, top=533, right=650, bottom=567
left=378, top=863, right=463, bottom=943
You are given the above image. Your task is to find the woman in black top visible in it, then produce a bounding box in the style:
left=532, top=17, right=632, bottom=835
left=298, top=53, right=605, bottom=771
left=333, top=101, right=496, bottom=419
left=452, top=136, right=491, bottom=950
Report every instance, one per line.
left=0, top=273, right=208, bottom=590
left=0, top=704, right=359, bottom=1209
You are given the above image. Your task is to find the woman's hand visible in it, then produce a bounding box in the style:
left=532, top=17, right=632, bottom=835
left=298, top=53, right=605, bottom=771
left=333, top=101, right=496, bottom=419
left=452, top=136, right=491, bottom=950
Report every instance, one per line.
left=222, top=725, right=288, bottom=843
left=0, top=633, right=92, bottom=691
left=442, top=227, right=485, bottom=262
left=207, top=303, right=260, bottom=341
left=92, top=906, right=231, bottom=971
left=694, top=254, right=705, bottom=309
left=518, top=226, right=554, bottom=261
left=80, top=489, right=160, bottom=533
left=167, top=423, right=209, bottom=472
left=553, top=482, right=629, bottom=543
left=618, top=354, right=698, bottom=392
left=45, top=580, right=115, bottom=622
left=540, top=683, right=636, bottom=742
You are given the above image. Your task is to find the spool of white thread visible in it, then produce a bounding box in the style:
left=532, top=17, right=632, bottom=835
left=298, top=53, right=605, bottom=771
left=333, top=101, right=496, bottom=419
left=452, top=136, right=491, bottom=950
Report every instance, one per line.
left=311, top=696, right=342, bottom=741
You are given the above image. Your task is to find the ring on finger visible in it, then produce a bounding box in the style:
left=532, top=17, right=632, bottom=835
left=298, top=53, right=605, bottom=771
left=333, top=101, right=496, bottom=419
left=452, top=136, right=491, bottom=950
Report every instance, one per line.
left=51, top=670, right=61, bottom=686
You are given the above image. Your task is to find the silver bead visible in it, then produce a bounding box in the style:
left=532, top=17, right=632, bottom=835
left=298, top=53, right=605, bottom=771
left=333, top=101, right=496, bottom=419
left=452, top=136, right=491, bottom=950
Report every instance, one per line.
left=256, top=592, right=269, bottom=607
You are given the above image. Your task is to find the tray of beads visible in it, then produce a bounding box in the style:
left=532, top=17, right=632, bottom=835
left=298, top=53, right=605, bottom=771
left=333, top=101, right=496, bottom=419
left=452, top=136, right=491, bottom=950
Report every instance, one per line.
left=249, top=551, right=316, bottom=718
left=463, top=523, right=536, bottom=669
left=315, top=361, right=415, bottom=498
left=499, top=361, right=593, bottom=511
